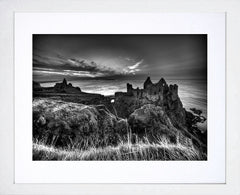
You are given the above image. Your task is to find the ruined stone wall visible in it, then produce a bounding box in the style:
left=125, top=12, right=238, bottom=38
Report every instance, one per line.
left=169, top=84, right=178, bottom=101
left=126, top=77, right=170, bottom=102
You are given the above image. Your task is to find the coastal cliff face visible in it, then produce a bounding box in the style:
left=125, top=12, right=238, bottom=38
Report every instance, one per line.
left=114, top=77, right=206, bottom=150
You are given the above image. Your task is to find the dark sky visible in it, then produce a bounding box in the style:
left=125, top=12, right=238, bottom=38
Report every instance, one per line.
left=33, top=34, right=207, bottom=82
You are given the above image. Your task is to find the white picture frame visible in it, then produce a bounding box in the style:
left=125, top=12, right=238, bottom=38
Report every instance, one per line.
left=1, top=0, right=239, bottom=194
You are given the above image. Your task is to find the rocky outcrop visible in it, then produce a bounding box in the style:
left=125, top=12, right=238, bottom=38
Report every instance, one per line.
left=128, top=104, right=192, bottom=146
left=128, top=104, right=175, bottom=132
left=190, top=108, right=203, bottom=116
left=33, top=98, right=128, bottom=148
left=53, top=78, right=81, bottom=93
left=128, top=104, right=177, bottom=141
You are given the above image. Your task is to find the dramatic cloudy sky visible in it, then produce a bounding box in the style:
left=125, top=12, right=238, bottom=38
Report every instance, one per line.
left=33, top=35, right=207, bottom=82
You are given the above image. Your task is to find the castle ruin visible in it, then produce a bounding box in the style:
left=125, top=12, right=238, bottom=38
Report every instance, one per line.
left=114, top=76, right=184, bottom=125
left=124, top=77, right=179, bottom=105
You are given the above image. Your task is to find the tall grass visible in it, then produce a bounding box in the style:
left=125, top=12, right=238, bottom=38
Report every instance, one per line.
left=33, top=136, right=205, bottom=161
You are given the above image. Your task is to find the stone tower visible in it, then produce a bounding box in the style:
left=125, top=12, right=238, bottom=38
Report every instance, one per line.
left=143, top=76, right=153, bottom=89
left=62, top=78, right=67, bottom=86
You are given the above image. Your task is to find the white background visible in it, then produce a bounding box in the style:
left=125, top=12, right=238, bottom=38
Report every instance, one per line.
left=14, top=13, right=225, bottom=184
left=0, top=0, right=239, bottom=194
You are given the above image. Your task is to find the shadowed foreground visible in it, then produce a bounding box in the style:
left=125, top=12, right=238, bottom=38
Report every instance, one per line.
left=33, top=140, right=205, bottom=161
left=32, top=78, right=207, bottom=161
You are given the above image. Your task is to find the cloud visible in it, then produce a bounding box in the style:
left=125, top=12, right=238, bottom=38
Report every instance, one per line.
left=34, top=68, right=105, bottom=78
left=127, top=59, right=143, bottom=70
left=33, top=51, right=119, bottom=78
left=122, top=59, right=144, bottom=75
left=33, top=48, right=147, bottom=80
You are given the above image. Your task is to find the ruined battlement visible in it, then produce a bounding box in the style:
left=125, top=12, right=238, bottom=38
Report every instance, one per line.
left=125, top=77, right=179, bottom=101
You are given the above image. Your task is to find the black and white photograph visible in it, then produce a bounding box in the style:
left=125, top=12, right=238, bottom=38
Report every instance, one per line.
left=32, top=34, right=207, bottom=161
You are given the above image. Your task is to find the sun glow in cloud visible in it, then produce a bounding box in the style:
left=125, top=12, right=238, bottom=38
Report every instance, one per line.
left=128, top=59, right=143, bottom=70
left=122, top=59, right=144, bottom=75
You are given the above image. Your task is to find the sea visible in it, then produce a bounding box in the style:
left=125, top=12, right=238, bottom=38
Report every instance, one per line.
left=41, top=79, right=207, bottom=131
